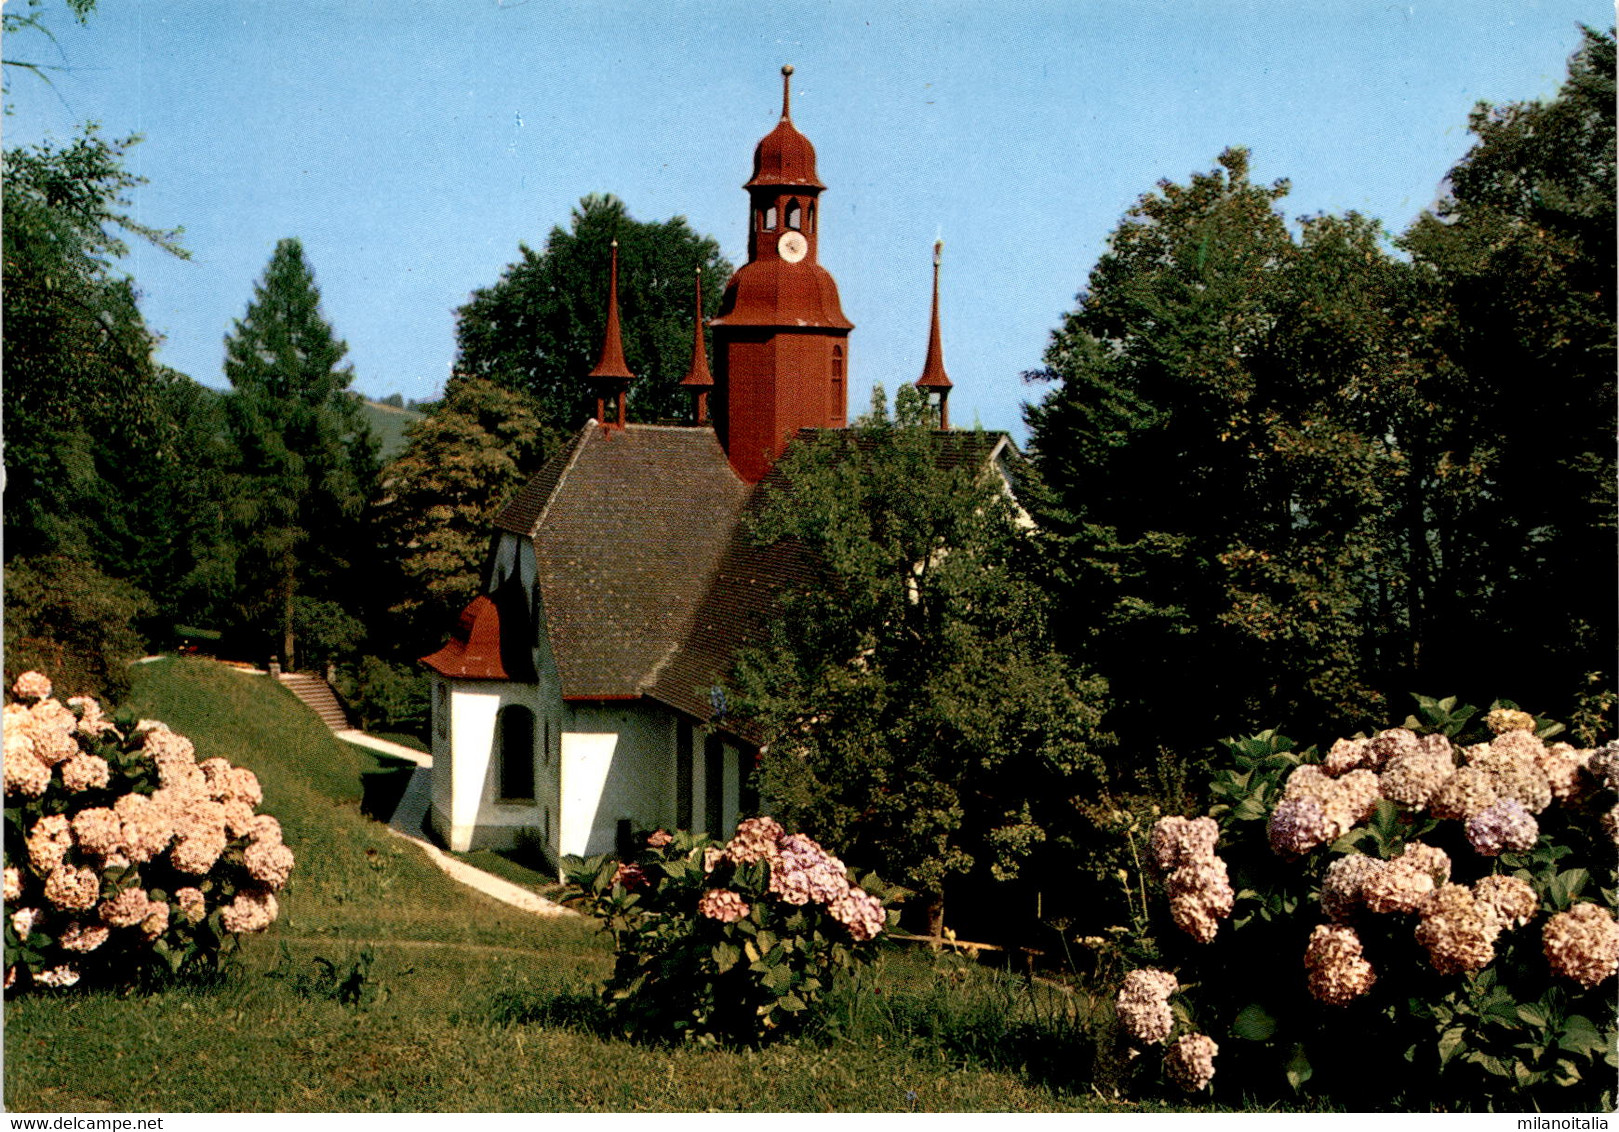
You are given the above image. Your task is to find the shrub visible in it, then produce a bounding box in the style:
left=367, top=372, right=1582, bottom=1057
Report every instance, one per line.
left=1108, top=695, right=1618, bottom=1110
left=3, top=671, right=294, bottom=992
left=333, top=656, right=429, bottom=737
left=561, top=817, right=905, bottom=1047
left=4, top=556, right=152, bottom=702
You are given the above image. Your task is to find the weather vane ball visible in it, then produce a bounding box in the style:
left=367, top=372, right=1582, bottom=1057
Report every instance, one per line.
left=782, top=64, right=794, bottom=76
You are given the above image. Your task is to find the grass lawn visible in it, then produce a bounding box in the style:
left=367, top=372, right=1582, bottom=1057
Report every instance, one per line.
left=3, top=657, right=1160, bottom=1113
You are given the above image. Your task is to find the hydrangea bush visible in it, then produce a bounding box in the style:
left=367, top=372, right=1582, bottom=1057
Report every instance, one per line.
left=1109, top=696, right=1617, bottom=1109
left=562, top=816, right=904, bottom=1046
left=3, top=672, right=293, bottom=992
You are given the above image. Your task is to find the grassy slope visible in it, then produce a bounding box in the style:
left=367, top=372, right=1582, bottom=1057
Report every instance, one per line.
left=3, top=658, right=1124, bottom=1113
left=357, top=399, right=422, bottom=462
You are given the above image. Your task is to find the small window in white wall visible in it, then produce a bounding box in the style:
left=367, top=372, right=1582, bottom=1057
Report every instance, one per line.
left=435, top=683, right=449, bottom=740
left=496, top=705, right=536, bottom=801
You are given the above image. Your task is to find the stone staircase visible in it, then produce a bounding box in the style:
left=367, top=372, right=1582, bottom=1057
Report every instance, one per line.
left=279, top=671, right=350, bottom=731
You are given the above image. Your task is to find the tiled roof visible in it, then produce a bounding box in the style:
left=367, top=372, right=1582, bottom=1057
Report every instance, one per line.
left=482, top=421, right=1015, bottom=742
left=647, top=427, right=1013, bottom=743
left=497, top=423, right=751, bottom=700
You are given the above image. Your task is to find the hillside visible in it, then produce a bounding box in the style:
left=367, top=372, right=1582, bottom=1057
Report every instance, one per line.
left=1, top=658, right=1121, bottom=1113
left=357, top=397, right=424, bottom=461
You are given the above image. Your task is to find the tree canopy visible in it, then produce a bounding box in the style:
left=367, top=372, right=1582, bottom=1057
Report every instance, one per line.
left=1025, top=29, right=1616, bottom=767
left=376, top=373, right=552, bottom=653
left=1399, top=25, right=1616, bottom=737
left=455, top=194, right=732, bottom=432
left=222, top=237, right=378, bottom=668
left=738, top=387, right=1112, bottom=934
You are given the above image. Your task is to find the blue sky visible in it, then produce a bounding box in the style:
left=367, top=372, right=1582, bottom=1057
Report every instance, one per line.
left=7, top=0, right=1608, bottom=441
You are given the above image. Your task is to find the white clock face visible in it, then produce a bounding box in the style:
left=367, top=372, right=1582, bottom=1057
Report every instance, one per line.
left=777, top=230, right=808, bottom=263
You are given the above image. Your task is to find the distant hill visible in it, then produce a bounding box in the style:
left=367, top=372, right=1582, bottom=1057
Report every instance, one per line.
left=357, top=397, right=424, bottom=461
left=187, top=384, right=423, bottom=462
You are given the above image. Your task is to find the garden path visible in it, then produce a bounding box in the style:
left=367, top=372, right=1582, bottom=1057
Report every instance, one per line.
left=384, top=766, right=577, bottom=920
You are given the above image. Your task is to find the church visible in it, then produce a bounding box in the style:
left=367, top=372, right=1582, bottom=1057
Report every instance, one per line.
left=420, top=67, right=1010, bottom=864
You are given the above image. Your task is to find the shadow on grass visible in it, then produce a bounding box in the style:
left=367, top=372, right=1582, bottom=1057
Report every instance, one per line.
left=359, top=761, right=416, bottom=822
left=811, top=951, right=1114, bottom=1097
left=484, top=947, right=1117, bottom=1099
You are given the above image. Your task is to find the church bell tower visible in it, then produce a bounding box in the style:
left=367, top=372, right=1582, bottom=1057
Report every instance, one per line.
left=711, top=65, right=854, bottom=483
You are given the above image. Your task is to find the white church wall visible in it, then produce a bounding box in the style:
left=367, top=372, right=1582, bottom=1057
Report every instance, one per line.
left=559, top=701, right=676, bottom=858
left=687, top=723, right=745, bottom=837
left=429, top=679, right=552, bottom=852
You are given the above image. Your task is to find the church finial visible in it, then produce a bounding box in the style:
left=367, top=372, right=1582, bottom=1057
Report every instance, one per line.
left=680, top=266, right=714, bottom=424
left=781, top=64, right=794, bottom=119
left=590, top=238, right=634, bottom=429
left=916, top=238, right=953, bottom=429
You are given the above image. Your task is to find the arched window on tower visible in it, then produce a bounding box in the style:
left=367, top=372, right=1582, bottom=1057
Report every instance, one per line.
left=786, top=200, right=802, bottom=230
left=495, top=704, right=535, bottom=801
left=763, top=205, right=777, bottom=231
left=807, top=201, right=816, bottom=233
left=831, top=345, right=845, bottom=423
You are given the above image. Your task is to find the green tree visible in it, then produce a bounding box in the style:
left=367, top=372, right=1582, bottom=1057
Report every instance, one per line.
left=3, top=127, right=189, bottom=570
left=455, top=194, right=731, bottom=431
left=376, top=373, right=553, bottom=653
left=4, top=555, right=151, bottom=701
left=222, top=237, right=377, bottom=669
left=1026, top=149, right=1418, bottom=767
left=1399, top=27, right=1616, bottom=738
left=3, top=0, right=97, bottom=104
left=737, top=387, right=1112, bottom=936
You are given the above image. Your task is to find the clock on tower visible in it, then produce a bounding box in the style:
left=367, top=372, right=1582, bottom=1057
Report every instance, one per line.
left=710, top=65, right=854, bottom=484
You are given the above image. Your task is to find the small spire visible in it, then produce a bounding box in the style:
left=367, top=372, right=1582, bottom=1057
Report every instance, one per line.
left=780, top=64, right=794, bottom=119
left=681, top=268, right=713, bottom=424
left=590, top=239, right=634, bottom=429
left=916, top=239, right=953, bottom=428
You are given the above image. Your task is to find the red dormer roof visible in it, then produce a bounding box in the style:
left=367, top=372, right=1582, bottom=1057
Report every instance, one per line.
left=420, top=595, right=512, bottom=680
left=745, top=66, right=824, bottom=190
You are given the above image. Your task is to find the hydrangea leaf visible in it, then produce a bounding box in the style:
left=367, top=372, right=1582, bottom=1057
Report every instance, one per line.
left=1284, top=1043, right=1313, bottom=1091
left=1232, top=1002, right=1277, bottom=1041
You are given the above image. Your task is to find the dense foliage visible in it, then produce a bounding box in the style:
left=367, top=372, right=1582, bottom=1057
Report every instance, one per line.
left=735, top=387, right=1112, bottom=936
left=3, top=671, right=295, bottom=992
left=1109, top=699, right=1618, bottom=1109
left=1025, top=30, right=1616, bottom=773
left=1398, top=26, right=1616, bottom=735
left=221, top=238, right=379, bottom=669
left=455, top=193, right=732, bottom=430
left=562, top=817, right=901, bottom=1047
left=3, top=557, right=151, bottom=703
left=375, top=373, right=553, bottom=654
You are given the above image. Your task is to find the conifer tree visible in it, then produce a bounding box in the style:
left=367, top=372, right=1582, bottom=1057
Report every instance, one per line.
left=222, top=238, right=376, bottom=668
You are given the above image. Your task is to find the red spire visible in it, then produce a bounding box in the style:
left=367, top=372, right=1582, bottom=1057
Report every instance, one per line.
left=589, top=240, right=634, bottom=382
left=746, top=65, right=824, bottom=189
left=589, top=240, right=633, bottom=429
left=680, top=268, right=713, bottom=424
left=916, top=240, right=952, bottom=428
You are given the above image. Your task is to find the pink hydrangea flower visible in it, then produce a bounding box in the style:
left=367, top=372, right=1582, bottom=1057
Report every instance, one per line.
left=11, top=672, right=52, bottom=701
left=696, top=888, right=750, bottom=924
left=220, top=889, right=279, bottom=934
